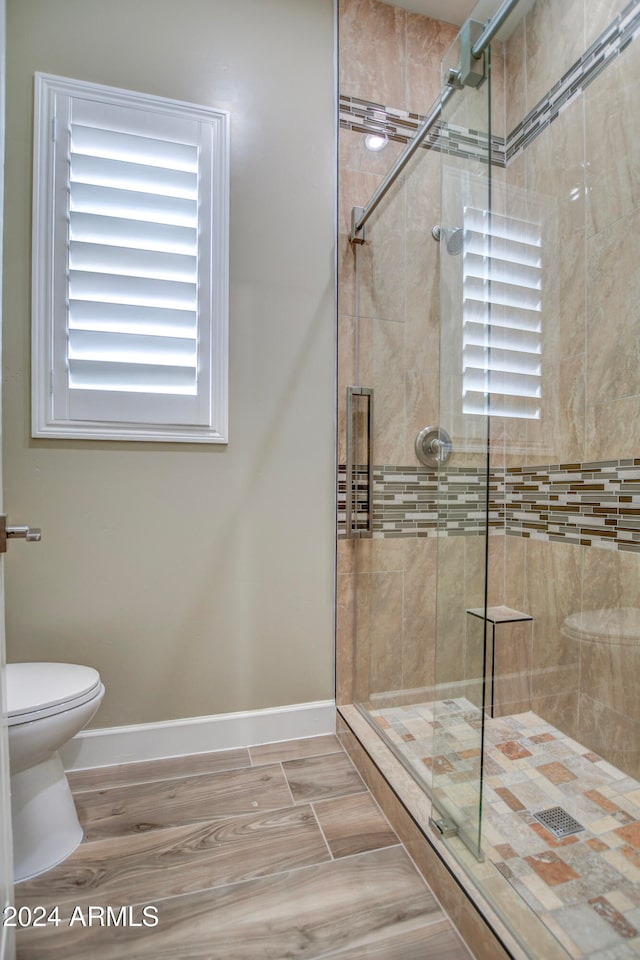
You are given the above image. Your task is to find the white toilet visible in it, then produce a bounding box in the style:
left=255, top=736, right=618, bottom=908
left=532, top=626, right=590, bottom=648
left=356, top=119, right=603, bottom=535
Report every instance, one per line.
left=6, top=662, right=105, bottom=882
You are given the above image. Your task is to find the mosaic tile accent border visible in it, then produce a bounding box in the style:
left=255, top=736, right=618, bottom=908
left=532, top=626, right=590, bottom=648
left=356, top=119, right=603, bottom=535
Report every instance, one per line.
left=337, top=463, right=370, bottom=535
left=338, top=464, right=502, bottom=538
left=372, top=464, right=502, bottom=536
left=339, top=94, right=506, bottom=167
left=339, top=459, right=640, bottom=553
left=506, top=0, right=640, bottom=162
left=339, top=94, right=427, bottom=145
left=503, top=460, right=640, bottom=554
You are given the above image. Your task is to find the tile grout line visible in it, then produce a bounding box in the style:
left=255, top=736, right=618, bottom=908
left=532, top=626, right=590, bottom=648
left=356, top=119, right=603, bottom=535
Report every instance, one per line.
left=280, top=760, right=298, bottom=807
left=309, top=802, right=336, bottom=862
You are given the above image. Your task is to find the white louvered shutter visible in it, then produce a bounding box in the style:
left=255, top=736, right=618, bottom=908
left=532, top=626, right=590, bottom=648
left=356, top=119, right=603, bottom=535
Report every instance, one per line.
left=33, top=74, right=229, bottom=442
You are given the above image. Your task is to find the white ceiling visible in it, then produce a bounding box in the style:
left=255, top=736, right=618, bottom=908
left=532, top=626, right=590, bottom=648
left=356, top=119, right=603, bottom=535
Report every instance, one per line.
left=386, top=0, right=476, bottom=27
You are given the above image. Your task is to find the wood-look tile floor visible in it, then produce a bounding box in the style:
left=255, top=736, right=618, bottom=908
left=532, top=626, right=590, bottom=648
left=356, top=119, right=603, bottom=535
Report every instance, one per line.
left=15, top=735, right=475, bottom=960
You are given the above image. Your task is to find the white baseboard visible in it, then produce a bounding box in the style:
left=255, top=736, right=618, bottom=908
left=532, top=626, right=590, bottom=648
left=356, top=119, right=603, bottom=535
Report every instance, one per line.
left=60, top=699, right=337, bottom=771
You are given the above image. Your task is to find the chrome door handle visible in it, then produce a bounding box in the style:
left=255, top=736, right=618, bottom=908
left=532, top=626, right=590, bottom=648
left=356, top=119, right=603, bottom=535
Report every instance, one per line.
left=345, top=386, right=374, bottom=538
left=0, top=515, right=42, bottom=553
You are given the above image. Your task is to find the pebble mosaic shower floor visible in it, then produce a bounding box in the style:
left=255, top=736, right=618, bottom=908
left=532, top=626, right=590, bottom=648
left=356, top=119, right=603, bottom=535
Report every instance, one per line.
left=371, top=700, right=640, bottom=959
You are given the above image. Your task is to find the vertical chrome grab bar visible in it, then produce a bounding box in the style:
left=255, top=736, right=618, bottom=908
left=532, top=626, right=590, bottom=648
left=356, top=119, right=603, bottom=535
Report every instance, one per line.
left=345, top=387, right=374, bottom=538
left=345, top=387, right=356, bottom=539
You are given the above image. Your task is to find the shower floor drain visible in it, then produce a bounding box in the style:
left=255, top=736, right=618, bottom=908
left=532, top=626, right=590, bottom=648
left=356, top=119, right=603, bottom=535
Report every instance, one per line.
left=532, top=806, right=585, bottom=839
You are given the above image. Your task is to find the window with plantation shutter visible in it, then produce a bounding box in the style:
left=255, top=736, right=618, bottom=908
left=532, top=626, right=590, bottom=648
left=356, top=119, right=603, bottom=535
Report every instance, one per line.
left=32, top=73, right=229, bottom=442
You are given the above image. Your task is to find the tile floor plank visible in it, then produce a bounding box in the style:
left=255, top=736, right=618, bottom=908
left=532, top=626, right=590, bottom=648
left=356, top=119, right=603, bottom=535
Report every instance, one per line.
left=16, top=805, right=331, bottom=917
left=75, top=764, right=293, bottom=841
left=312, top=793, right=398, bottom=859
left=16, top=846, right=445, bottom=960
left=315, top=918, right=473, bottom=959
left=68, top=748, right=251, bottom=793
left=250, top=735, right=342, bottom=766
left=283, top=752, right=365, bottom=804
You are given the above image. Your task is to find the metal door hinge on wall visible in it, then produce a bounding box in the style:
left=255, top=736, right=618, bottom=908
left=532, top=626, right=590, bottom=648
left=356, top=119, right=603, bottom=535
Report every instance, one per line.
left=446, top=20, right=486, bottom=90
left=0, top=516, right=41, bottom=553
left=345, top=387, right=374, bottom=538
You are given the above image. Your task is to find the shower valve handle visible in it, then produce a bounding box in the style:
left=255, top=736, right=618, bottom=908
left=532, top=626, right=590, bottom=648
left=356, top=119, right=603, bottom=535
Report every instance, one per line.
left=415, top=426, right=453, bottom=470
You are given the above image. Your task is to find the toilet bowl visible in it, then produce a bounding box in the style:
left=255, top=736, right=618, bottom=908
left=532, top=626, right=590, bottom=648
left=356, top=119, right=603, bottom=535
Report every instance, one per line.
left=6, top=662, right=105, bottom=882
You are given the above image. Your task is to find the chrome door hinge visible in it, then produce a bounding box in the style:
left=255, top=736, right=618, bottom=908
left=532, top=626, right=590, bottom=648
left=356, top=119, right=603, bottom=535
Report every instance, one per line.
left=429, top=816, right=458, bottom=839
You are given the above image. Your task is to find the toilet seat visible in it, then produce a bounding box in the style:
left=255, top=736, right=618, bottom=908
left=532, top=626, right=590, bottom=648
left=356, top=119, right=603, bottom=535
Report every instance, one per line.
left=6, top=662, right=103, bottom=727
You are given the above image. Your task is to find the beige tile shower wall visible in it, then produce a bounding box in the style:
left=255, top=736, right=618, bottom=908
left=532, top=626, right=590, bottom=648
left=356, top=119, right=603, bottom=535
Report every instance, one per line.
left=524, top=95, right=586, bottom=468
left=353, top=539, right=437, bottom=703
left=435, top=535, right=505, bottom=704
left=585, top=35, right=640, bottom=461
left=339, top=0, right=457, bottom=114
left=337, top=0, right=457, bottom=705
left=3, top=0, right=335, bottom=726
left=502, top=0, right=640, bottom=772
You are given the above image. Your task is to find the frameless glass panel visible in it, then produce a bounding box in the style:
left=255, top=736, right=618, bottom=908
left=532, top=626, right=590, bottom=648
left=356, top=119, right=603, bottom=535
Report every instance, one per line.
left=431, top=24, right=493, bottom=860
left=351, top=173, right=406, bottom=715
left=351, top=116, right=446, bottom=787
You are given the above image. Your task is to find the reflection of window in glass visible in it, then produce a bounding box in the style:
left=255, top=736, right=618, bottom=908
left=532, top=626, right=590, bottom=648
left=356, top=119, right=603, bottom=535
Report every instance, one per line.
left=462, top=207, right=541, bottom=420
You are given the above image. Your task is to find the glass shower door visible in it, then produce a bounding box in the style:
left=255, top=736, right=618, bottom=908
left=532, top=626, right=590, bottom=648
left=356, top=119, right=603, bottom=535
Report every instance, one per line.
left=349, top=108, right=446, bottom=787
left=431, top=26, right=494, bottom=859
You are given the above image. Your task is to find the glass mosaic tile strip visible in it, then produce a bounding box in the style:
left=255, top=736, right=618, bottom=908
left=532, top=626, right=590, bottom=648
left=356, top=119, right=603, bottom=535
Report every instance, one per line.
left=339, top=98, right=506, bottom=167
left=338, top=464, right=501, bottom=538
left=506, top=0, right=640, bottom=162
left=339, top=459, right=640, bottom=551
left=504, top=459, right=640, bottom=551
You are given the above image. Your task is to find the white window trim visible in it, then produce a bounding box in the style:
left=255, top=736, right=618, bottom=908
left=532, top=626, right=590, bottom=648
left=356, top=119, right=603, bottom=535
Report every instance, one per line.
left=32, top=72, right=230, bottom=443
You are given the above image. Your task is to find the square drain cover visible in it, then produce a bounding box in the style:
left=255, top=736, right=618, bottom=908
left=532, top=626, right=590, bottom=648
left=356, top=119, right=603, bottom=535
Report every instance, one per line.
left=532, top=806, right=584, bottom=839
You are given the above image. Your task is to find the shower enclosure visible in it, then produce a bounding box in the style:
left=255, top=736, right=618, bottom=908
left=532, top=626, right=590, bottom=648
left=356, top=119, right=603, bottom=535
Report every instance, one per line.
left=338, top=0, right=640, bottom=956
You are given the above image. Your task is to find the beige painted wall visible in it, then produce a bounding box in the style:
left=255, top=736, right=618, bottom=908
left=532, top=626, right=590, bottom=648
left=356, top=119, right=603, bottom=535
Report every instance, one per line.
left=3, top=0, right=336, bottom=726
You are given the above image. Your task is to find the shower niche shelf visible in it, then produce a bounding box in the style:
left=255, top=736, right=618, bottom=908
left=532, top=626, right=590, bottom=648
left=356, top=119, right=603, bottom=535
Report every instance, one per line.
left=467, top=606, right=533, bottom=718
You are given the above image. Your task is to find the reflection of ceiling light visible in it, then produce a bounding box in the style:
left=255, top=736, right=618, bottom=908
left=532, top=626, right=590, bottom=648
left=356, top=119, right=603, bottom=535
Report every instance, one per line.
left=364, top=133, right=388, bottom=151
